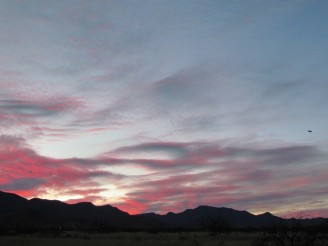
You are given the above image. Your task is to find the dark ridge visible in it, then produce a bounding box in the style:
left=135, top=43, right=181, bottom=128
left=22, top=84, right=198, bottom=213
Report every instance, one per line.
left=72, top=202, right=95, bottom=208
left=0, top=191, right=29, bottom=214
left=0, top=191, right=326, bottom=233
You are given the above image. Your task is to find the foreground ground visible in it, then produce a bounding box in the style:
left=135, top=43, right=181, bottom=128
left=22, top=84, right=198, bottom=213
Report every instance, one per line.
left=0, top=232, right=259, bottom=246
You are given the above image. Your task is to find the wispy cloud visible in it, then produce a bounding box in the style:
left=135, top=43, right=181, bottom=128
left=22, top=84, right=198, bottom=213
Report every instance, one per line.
left=0, top=135, right=120, bottom=199
left=1, top=136, right=326, bottom=216
left=0, top=98, right=83, bottom=117
left=0, top=0, right=327, bottom=217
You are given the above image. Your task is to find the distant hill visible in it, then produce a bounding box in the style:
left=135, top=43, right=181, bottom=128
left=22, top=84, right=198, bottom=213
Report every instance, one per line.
left=0, top=191, right=326, bottom=232
left=0, top=191, right=132, bottom=231
left=136, top=205, right=280, bottom=229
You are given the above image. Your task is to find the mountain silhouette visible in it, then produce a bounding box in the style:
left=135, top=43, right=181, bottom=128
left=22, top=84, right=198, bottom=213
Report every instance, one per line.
left=136, top=205, right=280, bottom=229
left=0, top=191, right=325, bottom=232
left=0, top=191, right=132, bottom=231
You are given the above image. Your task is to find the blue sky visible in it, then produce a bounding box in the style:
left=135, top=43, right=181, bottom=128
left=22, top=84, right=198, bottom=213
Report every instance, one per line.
left=0, top=0, right=327, bottom=216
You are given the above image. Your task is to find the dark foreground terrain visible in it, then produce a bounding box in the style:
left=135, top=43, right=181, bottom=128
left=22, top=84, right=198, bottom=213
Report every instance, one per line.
left=1, top=191, right=327, bottom=245
left=0, top=231, right=270, bottom=246
left=1, top=231, right=328, bottom=246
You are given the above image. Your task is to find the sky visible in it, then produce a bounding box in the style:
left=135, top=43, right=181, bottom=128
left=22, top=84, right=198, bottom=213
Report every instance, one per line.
left=0, top=0, right=327, bottom=217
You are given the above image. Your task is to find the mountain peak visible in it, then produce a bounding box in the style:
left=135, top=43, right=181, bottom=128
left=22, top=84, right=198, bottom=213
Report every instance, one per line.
left=195, top=205, right=214, bottom=209
left=73, top=202, right=95, bottom=207
left=0, top=190, right=28, bottom=201
left=257, top=211, right=275, bottom=218
left=30, top=197, right=63, bottom=203
left=0, top=191, right=325, bottom=232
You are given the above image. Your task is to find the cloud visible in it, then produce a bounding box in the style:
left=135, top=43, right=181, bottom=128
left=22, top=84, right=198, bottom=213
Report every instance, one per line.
left=0, top=135, right=28, bottom=150
left=0, top=135, right=326, bottom=216
left=0, top=95, right=86, bottom=141
left=0, top=178, right=45, bottom=191
left=0, top=0, right=327, bottom=218
left=112, top=142, right=189, bottom=159
left=105, top=141, right=320, bottom=169
left=97, top=141, right=326, bottom=215
left=0, top=135, right=119, bottom=199
left=116, top=165, right=327, bottom=215
left=71, top=66, right=224, bottom=133
left=0, top=97, right=83, bottom=117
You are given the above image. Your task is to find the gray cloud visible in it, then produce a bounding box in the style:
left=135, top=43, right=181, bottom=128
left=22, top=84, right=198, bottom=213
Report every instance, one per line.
left=113, top=142, right=189, bottom=159
left=0, top=178, right=45, bottom=191
left=0, top=0, right=328, bottom=217
left=0, top=134, right=326, bottom=215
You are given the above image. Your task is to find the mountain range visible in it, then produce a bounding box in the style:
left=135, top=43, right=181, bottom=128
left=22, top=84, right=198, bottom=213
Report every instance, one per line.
left=0, top=191, right=325, bottom=232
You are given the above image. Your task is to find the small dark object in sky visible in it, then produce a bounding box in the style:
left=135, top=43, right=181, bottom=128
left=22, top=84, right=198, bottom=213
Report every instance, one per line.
left=308, top=130, right=312, bottom=133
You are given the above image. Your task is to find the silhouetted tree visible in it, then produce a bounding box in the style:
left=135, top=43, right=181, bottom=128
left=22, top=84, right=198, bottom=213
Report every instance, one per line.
left=254, top=213, right=328, bottom=246
left=199, top=215, right=230, bottom=246
left=199, top=215, right=230, bottom=236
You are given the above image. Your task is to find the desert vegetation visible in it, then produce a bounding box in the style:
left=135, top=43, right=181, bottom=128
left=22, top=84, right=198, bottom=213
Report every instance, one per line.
left=0, top=220, right=327, bottom=246
left=254, top=213, right=328, bottom=246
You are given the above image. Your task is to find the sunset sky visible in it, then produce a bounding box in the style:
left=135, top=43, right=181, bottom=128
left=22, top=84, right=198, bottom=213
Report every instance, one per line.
left=0, top=0, right=327, bottom=217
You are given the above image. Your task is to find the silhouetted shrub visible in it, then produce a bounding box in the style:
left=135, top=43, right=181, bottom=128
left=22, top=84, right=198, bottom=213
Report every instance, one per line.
left=253, top=213, right=328, bottom=246
left=199, top=215, right=230, bottom=236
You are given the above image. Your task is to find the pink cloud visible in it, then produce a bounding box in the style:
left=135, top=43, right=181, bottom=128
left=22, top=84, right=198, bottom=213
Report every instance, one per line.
left=0, top=136, right=115, bottom=199
left=114, top=198, right=149, bottom=215
left=0, top=137, right=327, bottom=217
